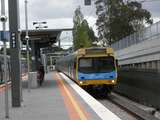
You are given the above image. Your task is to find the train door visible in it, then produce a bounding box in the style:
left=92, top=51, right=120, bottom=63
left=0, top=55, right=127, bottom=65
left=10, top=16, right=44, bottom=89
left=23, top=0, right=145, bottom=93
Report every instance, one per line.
left=73, top=59, right=77, bottom=80
left=68, top=64, right=71, bottom=76
left=68, top=58, right=71, bottom=76
left=71, top=59, right=75, bottom=78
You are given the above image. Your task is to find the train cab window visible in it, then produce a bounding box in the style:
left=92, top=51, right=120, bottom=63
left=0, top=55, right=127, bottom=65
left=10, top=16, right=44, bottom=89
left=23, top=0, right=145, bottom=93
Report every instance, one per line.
left=78, top=56, right=115, bottom=73
left=79, top=59, right=92, bottom=67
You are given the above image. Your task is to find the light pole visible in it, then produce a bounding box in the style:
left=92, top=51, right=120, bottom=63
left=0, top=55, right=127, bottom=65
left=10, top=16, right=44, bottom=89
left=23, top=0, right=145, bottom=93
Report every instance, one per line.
left=25, top=0, right=31, bottom=92
left=1, top=0, right=9, bottom=118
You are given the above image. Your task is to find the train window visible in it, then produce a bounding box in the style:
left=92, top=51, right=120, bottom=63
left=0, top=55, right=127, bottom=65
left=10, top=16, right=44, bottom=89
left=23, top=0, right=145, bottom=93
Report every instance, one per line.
left=78, top=56, right=115, bottom=73
left=79, top=59, right=92, bottom=67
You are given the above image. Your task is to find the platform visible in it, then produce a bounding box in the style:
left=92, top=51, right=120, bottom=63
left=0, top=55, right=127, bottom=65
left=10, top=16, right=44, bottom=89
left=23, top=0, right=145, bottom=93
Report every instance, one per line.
left=0, top=72, right=121, bottom=120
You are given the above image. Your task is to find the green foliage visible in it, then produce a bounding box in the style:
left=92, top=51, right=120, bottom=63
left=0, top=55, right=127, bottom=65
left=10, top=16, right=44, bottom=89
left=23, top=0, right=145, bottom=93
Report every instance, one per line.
left=73, top=7, right=96, bottom=51
left=88, top=27, right=97, bottom=42
left=96, top=0, right=153, bottom=45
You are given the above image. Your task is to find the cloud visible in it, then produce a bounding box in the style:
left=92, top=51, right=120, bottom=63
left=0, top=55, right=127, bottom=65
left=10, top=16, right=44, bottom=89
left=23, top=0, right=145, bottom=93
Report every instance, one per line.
left=28, top=0, right=75, bottom=19
left=142, top=1, right=160, bottom=18
left=84, top=16, right=98, bottom=35
left=153, top=17, right=160, bottom=23
left=42, top=18, right=74, bottom=29
left=1, top=0, right=159, bottom=40
left=19, top=0, right=96, bottom=29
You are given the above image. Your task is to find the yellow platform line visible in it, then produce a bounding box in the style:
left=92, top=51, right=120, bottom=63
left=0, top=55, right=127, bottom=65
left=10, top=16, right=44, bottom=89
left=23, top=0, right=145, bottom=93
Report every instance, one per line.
left=56, top=73, right=89, bottom=120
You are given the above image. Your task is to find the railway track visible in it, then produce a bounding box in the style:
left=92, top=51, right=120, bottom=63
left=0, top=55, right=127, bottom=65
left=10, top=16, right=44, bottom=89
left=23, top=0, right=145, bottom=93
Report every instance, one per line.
left=107, top=93, right=159, bottom=120
left=86, top=89, right=159, bottom=120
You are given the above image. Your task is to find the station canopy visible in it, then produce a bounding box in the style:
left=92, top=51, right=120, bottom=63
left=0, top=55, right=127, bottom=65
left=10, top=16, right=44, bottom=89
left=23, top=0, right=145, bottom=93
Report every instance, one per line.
left=21, top=28, right=72, bottom=48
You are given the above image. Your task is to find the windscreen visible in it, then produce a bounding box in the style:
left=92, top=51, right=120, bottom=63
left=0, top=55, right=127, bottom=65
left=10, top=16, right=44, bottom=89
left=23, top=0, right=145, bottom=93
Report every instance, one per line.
left=78, top=56, right=115, bottom=73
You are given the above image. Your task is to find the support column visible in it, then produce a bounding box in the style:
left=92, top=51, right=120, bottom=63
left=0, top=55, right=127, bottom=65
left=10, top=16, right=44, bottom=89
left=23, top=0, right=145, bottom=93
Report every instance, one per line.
left=146, top=62, right=150, bottom=70
left=152, top=61, right=157, bottom=70
left=36, top=46, right=41, bottom=69
left=42, top=54, right=47, bottom=73
left=141, top=62, right=146, bottom=69
left=31, top=41, right=36, bottom=71
left=157, top=61, right=160, bottom=72
left=58, top=39, right=61, bottom=48
left=8, top=0, right=21, bottom=107
left=34, top=44, right=41, bottom=71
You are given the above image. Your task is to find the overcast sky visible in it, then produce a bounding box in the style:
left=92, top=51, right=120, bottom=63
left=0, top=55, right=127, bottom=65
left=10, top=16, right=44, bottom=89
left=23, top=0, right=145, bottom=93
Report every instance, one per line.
left=0, top=0, right=159, bottom=30
left=142, top=0, right=160, bottom=22
left=0, top=0, right=160, bottom=48
left=19, top=0, right=97, bottom=30
left=18, top=0, right=160, bottom=29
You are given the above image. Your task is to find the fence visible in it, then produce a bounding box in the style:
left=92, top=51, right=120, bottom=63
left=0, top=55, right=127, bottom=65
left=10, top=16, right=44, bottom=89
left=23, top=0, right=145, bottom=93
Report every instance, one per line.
left=111, top=21, right=160, bottom=50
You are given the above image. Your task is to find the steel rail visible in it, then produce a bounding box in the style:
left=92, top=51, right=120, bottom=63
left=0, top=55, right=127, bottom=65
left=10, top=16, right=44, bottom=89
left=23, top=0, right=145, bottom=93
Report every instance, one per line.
left=107, top=93, right=159, bottom=120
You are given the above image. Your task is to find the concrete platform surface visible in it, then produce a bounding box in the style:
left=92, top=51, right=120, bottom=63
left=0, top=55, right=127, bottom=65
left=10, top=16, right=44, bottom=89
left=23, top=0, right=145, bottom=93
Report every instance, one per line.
left=0, top=72, right=121, bottom=120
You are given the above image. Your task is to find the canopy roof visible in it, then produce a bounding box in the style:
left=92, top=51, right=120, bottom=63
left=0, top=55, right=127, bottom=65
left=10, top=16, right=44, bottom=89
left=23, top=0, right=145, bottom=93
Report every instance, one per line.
left=21, top=28, right=72, bottom=48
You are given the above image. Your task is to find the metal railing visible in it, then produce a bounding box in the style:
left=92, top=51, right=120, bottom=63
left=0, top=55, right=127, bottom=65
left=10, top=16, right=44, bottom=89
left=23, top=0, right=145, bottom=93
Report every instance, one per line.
left=111, top=21, right=160, bottom=50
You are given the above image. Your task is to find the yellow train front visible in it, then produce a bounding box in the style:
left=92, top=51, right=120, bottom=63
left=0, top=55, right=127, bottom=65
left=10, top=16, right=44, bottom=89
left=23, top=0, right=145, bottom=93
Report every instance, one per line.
left=56, top=47, right=118, bottom=93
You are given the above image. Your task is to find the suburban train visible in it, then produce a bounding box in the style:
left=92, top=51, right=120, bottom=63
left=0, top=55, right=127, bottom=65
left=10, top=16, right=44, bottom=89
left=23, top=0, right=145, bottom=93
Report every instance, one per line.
left=55, top=47, right=118, bottom=93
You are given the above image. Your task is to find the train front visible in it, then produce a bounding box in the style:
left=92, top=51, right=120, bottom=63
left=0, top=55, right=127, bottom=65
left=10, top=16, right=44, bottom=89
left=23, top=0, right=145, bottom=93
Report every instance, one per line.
left=76, top=48, right=118, bottom=87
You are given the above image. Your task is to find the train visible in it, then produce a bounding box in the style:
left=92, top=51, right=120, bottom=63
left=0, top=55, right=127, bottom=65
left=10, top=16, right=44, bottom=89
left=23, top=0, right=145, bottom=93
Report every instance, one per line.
left=55, top=47, right=118, bottom=93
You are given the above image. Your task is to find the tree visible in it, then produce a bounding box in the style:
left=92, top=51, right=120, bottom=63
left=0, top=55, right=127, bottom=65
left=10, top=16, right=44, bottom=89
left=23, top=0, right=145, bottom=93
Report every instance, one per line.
left=73, top=7, right=96, bottom=51
left=73, top=6, right=84, bottom=26
left=88, top=27, right=97, bottom=43
left=95, top=0, right=153, bottom=45
left=73, top=20, right=92, bottom=50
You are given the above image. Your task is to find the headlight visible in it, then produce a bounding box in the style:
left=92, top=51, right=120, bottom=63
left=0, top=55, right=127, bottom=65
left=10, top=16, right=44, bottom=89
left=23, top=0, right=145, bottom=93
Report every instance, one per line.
left=80, top=81, right=83, bottom=84
left=112, top=80, right=115, bottom=83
